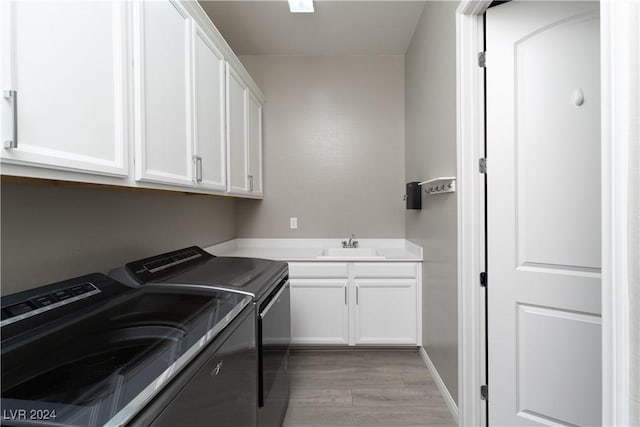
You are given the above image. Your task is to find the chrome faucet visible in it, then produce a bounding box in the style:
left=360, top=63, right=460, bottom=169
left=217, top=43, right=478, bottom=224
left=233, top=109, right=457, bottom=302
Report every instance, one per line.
left=342, top=234, right=359, bottom=248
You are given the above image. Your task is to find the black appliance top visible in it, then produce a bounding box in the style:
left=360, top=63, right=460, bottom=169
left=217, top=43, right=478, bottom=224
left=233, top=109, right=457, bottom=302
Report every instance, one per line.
left=122, top=246, right=214, bottom=284
left=1, top=273, right=132, bottom=347
left=1, top=273, right=251, bottom=427
left=116, top=246, right=289, bottom=301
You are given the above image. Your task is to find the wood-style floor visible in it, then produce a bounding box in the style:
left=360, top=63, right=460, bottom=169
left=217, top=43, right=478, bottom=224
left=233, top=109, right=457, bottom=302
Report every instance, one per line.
left=283, top=349, right=456, bottom=427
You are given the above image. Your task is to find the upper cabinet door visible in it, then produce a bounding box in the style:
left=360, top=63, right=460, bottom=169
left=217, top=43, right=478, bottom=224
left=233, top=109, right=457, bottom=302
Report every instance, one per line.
left=0, top=1, right=129, bottom=176
left=226, top=64, right=248, bottom=195
left=134, top=0, right=193, bottom=187
left=247, top=90, right=263, bottom=196
left=192, top=24, right=226, bottom=192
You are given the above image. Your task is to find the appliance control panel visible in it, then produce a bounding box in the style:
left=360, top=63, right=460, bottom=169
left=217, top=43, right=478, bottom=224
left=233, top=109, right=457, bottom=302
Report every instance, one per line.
left=125, top=246, right=213, bottom=283
left=1, top=283, right=99, bottom=327
left=0, top=273, right=130, bottom=330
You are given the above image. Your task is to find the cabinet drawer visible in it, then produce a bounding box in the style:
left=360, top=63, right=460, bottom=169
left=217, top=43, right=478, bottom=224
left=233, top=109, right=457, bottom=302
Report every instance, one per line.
left=288, top=262, right=349, bottom=278
left=353, top=262, right=417, bottom=278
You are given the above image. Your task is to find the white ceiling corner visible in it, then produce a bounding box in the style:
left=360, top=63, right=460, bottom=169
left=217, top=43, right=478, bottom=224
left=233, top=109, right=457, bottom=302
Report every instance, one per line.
left=198, top=1, right=426, bottom=55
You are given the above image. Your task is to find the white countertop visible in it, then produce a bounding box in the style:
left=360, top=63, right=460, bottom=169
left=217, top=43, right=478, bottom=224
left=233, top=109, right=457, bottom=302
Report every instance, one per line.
left=204, top=239, right=423, bottom=262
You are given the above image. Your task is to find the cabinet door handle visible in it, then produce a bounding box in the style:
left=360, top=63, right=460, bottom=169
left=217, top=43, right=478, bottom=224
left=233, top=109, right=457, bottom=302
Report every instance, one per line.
left=248, top=174, right=253, bottom=191
left=344, top=286, right=347, bottom=305
left=356, top=285, right=359, bottom=304
left=193, top=155, right=202, bottom=183
left=3, top=90, right=17, bottom=149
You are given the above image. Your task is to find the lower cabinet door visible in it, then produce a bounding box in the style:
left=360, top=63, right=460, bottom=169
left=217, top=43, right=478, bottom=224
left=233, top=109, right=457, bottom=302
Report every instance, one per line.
left=290, top=279, right=349, bottom=345
left=354, top=279, right=417, bottom=345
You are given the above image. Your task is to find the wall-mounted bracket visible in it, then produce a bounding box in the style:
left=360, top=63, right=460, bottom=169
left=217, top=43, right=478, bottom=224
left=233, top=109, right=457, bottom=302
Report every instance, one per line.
left=418, top=177, right=456, bottom=195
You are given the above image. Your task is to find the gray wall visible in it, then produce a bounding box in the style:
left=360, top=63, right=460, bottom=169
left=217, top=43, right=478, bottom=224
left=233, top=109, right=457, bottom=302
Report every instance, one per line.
left=0, top=181, right=236, bottom=295
left=404, top=2, right=459, bottom=403
left=235, top=55, right=406, bottom=238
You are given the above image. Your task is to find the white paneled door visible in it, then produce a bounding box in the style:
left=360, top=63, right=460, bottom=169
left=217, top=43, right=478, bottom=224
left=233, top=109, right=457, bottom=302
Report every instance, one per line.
left=487, top=2, right=601, bottom=426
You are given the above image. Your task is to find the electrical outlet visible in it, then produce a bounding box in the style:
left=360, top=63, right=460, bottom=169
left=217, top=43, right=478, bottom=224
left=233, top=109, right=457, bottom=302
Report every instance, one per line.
left=290, top=217, right=298, bottom=229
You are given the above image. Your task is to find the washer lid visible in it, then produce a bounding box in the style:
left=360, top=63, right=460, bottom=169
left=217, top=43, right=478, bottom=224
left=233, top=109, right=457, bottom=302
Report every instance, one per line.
left=1, top=284, right=251, bottom=427
left=151, top=256, right=288, bottom=299
left=122, top=246, right=288, bottom=300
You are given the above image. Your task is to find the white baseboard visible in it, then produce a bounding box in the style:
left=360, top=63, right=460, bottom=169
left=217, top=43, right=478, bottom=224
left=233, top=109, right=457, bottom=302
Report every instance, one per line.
left=419, top=347, right=459, bottom=424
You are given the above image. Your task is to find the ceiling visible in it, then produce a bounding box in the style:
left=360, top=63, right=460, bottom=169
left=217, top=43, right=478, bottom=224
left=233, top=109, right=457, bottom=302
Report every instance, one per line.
left=198, top=1, right=426, bottom=55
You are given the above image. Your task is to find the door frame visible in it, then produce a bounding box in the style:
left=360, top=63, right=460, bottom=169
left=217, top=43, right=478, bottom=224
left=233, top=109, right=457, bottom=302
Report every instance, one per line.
left=455, top=1, right=636, bottom=426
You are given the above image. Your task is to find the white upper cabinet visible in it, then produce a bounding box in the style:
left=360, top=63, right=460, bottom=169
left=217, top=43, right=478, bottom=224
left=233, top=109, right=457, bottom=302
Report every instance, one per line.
left=226, top=64, right=248, bottom=195
left=226, top=63, right=264, bottom=198
left=133, top=0, right=193, bottom=187
left=192, top=24, right=226, bottom=191
left=1, top=0, right=263, bottom=198
left=0, top=1, right=129, bottom=176
left=247, top=90, right=263, bottom=196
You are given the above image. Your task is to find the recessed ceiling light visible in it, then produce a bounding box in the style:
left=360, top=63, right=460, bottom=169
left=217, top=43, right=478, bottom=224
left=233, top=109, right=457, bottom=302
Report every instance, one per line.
left=288, top=0, right=314, bottom=13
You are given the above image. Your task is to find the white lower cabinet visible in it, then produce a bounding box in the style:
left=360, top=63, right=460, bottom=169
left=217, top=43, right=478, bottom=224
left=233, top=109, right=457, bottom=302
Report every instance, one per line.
left=289, top=262, right=420, bottom=346
left=290, top=279, right=349, bottom=345
left=354, top=279, right=417, bottom=345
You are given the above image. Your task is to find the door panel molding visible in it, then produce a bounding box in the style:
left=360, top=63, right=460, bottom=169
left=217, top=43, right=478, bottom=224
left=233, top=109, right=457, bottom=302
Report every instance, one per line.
left=514, top=13, right=601, bottom=272
left=517, top=262, right=601, bottom=277
left=516, top=304, right=601, bottom=426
